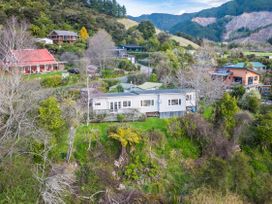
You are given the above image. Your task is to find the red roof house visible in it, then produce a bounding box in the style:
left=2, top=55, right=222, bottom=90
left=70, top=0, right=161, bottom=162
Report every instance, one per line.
left=6, top=49, right=63, bottom=74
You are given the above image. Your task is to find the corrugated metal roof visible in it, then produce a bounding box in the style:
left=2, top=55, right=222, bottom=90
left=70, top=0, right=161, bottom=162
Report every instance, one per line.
left=224, top=62, right=266, bottom=69
left=11, top=49, right=57, bottom=66
left=50, top=30, right=78, bottom=37
left=92, top=89, right=194, bottom=98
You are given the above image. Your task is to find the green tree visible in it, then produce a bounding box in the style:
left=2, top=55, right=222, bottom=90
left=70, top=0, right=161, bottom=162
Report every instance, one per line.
left=137, top=21, right=156, bottom=40
left=39, top=97, right=65, bottom=132
left=149, top=73, right=158, bottom=82
left=239, top=90, right=261, bottom=113
left=231, top=85, right=246, bottom=99
left=214, top=93, right=239, bottom=132
left=255, top=112, right=272, bottom=151
left=109, top=127, right=141, bottom=167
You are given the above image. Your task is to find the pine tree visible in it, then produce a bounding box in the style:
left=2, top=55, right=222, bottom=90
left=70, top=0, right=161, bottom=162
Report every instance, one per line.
left=79, top=26, right=89, bottom=41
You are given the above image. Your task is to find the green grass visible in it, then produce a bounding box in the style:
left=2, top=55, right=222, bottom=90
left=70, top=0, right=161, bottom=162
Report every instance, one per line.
left=75, top=117, right=200, bottom=162
left=244, top=51, right=272, bottom=57
left=76, top=118, right=168, bottom=142
left=23, top=71, right=64, bottom=80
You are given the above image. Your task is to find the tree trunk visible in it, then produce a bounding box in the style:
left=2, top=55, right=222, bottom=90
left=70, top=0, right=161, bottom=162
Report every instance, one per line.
left=66, top=126, right=76, bottom=163
left=117, top=146, right=129, bottom=168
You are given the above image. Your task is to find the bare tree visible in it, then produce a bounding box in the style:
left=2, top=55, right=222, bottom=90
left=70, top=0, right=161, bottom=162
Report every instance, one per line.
left=177, top=45, right=225, bottom=105
left=86, top=30, right=115, bottom=70
left=0, top=75, right=46, bottom=160
left=33, top=135, right=75, bottom=204
left=61, top=99, right=83, bottom=163
left=0, top=17, right=34, bottom=72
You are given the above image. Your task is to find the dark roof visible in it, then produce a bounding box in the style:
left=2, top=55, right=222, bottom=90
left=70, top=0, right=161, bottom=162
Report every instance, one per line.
left=49, top=30, right=78, bottom=37
left=212, top=68, right=231, bottom=76
left=120, top=44, right=144, bottom=49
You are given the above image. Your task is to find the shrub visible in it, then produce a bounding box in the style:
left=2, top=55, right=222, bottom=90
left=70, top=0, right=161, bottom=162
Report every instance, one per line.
left=125, top=153, right=158, bottom=181
left=149, top=73, right=158, bottom=82
left=127, top=73, right=148, bottom=85
left=118, top=59, right=138, bottom=71
left=231, top=85, right=246, bottom=99
left=41, top=75, right=62, bottom=88
left=39, top=97, right=65, bottom=133
left=0, top=157, right=40, bottom=203
left=184, top=187, right=244, bottom=204
left=117, top=114, right=126, bottom=122
left=239, top=90, right=261, bottom=113
left=214, top=93, right=239, bottom=132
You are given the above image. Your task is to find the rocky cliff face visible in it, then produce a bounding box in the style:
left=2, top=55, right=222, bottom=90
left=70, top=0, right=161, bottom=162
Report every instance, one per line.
left=192, top=17, right=217, bottom=27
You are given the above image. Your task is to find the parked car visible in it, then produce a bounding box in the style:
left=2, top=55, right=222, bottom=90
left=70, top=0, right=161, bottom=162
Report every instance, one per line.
left=68, top=68, right=80, bottom=74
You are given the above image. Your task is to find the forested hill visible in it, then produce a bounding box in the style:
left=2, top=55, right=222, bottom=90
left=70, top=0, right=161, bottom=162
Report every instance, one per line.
left=0, top=0, right=127, bottom=43
left=130, top=0, right=272, bottom=43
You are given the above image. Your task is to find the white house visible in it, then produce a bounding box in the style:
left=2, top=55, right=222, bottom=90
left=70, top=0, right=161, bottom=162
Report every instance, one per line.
left=88, top=89, right=196, bottom=118
left=35, top=38, right=54, bottom=45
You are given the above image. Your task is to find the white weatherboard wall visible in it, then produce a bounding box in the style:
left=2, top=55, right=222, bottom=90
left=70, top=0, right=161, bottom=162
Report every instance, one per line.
left=90, top=89, right=196, bottom=118
left=159, top=93, right=186, bottom=113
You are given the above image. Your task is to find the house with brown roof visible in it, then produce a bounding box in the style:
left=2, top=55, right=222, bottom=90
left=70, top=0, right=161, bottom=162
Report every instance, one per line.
left=48, top=30, right=78, bottom=44
left=4, top=49, right=64, bottom=74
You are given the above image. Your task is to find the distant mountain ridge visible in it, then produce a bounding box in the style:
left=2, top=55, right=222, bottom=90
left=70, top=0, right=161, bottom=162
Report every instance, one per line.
left=129, top=13, right=193, bottom=31
left=129, top=0, right=272, bottom=43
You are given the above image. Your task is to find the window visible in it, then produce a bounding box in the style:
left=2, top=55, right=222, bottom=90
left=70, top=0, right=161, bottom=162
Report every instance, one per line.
left=123, top=101, right=131, bottom=107
left=168, top=99, right=181, bottom=106
left=254, top=76, right=258, bottom=81
left=141, top=100, right=154, bottom=107
left=95, top=102, right=101, bottom=106
left=186, top=95, right=192, bottom=101
left=172, top=99, right=179, bottom=105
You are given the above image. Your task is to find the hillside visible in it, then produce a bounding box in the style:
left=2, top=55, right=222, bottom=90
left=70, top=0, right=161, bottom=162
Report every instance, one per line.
left=130, top=0, right=272, bottom=43
left=0, top=0, right=127, bottom=44
left=129, top=13, right=193, bottom=31
left=118, top=18, right=199, bottom=49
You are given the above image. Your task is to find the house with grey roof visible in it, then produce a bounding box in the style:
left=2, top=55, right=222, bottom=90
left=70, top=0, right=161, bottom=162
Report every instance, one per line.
left=224, top=62, right=267, bottom=72
left=48, top=30, right=79, bottom=44
left=87, top=89, right=196, bottom=119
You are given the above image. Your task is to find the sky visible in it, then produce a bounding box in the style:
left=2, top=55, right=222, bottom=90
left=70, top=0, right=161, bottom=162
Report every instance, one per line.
left=117, top=0, right=231, bottom=16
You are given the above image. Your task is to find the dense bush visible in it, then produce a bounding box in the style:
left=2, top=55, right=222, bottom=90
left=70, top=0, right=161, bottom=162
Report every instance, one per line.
left=41, top=75, right=62, bottom=88
left=127, top=73, right=148, bottom=85
left=118, top=59, right=139, bottom=71
left=0, top=157, right=40, bottom=203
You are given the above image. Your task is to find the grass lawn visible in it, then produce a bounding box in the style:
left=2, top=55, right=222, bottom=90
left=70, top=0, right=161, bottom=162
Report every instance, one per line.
left=23, top=71, right=64, bottom=80
left=76, top=117, right=168, bottom=141
left=244, top=51, right=272, bottom=57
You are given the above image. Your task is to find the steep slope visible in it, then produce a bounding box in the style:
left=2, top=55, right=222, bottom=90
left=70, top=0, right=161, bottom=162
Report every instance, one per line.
left=129, top=13, right=193, bottom=31
left=117, top=18, right=199, bottom=49
left=223, top=12, right=272, bottom=41
left=0, top=0, right=127, bottom=43
left=129, top=0, right=272, bottom=42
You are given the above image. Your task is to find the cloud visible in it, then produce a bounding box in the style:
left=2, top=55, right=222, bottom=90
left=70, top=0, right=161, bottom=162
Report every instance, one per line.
left=190, top=0, right=231, bottom=7
left=117, top=0, right=231, bottom=16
